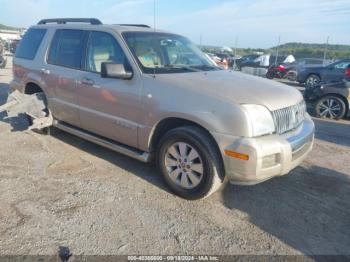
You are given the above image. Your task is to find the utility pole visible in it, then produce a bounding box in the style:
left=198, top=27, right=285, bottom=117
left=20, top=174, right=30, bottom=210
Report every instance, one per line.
left=275, top=35, right=281, bottom=65
left=153, top=0, right=157, bottom=30
left=323, top=36, right=330, bottom=64
left=233, top=35, right=239, bottom=69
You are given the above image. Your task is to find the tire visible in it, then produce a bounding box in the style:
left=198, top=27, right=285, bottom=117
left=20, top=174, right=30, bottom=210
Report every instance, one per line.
left=30, top=92, right=57, bottom=135
left=266, top=71, right=274, bottom=79
left=156, top=126, right=224, bottom=200
left=315, top=95, right=347, bottom=120
left=305, top=74, right=321, bottom=88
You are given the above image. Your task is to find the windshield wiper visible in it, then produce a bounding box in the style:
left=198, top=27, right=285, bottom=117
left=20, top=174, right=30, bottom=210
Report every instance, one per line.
left=163, top=65, right=201, bottom=72
left=192, top=65, right=220, bottom=71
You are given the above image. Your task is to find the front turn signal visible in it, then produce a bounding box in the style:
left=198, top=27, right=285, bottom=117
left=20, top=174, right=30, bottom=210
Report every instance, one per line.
left=224, top=150, right=249, bottom=161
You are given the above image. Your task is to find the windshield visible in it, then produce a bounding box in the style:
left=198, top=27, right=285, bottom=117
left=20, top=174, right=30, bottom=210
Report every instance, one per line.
left=123, top=32, right=219, bottom=74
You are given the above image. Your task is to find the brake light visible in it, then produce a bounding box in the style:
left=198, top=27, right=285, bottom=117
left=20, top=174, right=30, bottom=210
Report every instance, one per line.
left=345, top=68, right=350, bottom=78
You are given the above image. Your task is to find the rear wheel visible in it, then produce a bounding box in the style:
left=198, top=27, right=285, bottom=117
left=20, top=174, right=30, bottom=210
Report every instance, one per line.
left=156, top=126, right=224, bottom=200
left=305, top=74, right=321, bottom=88
left=315, top=96, right=347, bottom=120
left=266, top=71, right=274, bottom=79
left=28, top=92, right=57, bottom=135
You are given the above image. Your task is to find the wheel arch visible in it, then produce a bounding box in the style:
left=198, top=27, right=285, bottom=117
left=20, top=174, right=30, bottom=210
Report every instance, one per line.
left=149, top=117, right=217, bottom=151
left=148, top=118, right=225, bottom=174
left=24, top=82, right=44, bottom=95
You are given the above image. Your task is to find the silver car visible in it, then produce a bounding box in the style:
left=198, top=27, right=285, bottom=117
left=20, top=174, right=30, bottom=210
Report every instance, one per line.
left=10, top=18, right=314, bottom=200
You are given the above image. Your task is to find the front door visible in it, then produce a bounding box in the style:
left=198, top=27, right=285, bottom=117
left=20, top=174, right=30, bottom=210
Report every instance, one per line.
left=76, top=31, right=141, bottom=148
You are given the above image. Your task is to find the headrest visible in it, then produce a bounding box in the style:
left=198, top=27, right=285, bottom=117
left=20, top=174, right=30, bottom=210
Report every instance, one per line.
left=93, top=46, right=110, bottom=61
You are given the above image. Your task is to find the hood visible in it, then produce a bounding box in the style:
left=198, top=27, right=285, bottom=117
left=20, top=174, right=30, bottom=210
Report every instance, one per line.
left=154, top=70, right=303, bottom=111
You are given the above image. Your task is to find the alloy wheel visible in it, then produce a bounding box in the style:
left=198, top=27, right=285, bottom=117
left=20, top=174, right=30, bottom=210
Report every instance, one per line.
left=319, top=98, right=342, bottom=118
left=164, top=142, right=204, bottom=190
left=306, top=75, right=320, bottom=87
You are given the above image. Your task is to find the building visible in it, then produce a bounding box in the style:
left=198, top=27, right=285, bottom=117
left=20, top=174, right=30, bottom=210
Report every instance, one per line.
left=0, top=29, right=21, bottom=41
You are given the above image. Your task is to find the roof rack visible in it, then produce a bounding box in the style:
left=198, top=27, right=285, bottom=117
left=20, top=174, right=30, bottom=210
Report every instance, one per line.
left=117, top=24, right=151, bottom=28
left=37, top=18, right=102, bottom=25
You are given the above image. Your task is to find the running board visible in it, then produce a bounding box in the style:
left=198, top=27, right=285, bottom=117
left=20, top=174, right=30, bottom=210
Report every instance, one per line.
left=54, top=121, right=150, bottom=163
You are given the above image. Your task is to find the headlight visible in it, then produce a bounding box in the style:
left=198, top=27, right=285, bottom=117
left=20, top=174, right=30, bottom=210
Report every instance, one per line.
left=242, top=104, right=276, bottom=137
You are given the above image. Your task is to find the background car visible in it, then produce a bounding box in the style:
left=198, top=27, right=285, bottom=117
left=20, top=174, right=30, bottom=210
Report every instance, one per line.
left=346, top=64, right=350, bottom=81
left=206, top=53, right=229, bottom=69
left=235, top=54, right=260, bottom=70
left=304, top=69, right=350, bottom=119
left=214, top=53, right=234, bottom=68
left=297, top=59, right=350, bottom=87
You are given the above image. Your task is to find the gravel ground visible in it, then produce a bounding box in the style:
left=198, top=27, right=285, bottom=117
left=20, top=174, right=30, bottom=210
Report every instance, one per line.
left=0, top=57, right=349, bottom=256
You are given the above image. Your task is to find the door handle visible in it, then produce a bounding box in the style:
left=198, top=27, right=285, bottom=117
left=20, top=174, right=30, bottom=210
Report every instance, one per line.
left=40, top=68, right=50, bottom=75
left=81, top=77, right=94, bottom=86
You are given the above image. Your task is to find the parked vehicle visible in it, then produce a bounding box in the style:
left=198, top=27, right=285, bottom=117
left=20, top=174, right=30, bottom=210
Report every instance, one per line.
left=266, top=64, right=287, bottom=79
left=235, top=54, right=260, bottom=70
left=206, top=53, right=229, bottom=69
left=304, top=69, right=350, bottom=119
left=297, top=59, right=350, bottom=87
left=214, top=53, right=234, bottom=68
left=237, top=54, right=290, bottom=71
left=0, top=42, right=4, bottom=55
left=0, top=55, right=7, bottom=69
left=345, top=65, right=350, bottom=81
left=10, top=18, right=314, bottom=200
left=10, top=40, right=19, bottom=54
left=304, top=81, right=350, bottom=120
left=266, top=61, right=299, bottom=80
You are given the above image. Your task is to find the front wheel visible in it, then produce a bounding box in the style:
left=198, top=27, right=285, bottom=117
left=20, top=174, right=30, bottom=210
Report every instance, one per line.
left=156, top=126, right=224, bottom=200
left=315, top=96, right=347, bottom=120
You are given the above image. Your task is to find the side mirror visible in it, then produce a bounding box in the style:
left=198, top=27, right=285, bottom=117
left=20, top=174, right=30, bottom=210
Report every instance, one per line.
left=101, top=63, right=133, bottom=80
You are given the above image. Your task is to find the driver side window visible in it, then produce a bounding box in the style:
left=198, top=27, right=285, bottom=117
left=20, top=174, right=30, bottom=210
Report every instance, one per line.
left=85, top=31, right=125, bottom=73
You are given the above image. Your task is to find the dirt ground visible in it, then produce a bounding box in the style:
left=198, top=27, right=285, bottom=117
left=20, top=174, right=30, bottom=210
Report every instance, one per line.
left=0, top=56, right=349, bottom=256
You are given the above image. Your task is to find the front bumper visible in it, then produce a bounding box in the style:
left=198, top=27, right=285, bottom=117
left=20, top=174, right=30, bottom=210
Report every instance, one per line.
left=212, top=116, right=315, bottom=185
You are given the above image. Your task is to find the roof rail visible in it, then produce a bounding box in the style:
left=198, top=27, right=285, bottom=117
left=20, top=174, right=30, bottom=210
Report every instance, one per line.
left=37, top=18, right=102, bottom=25
left=117, top=24, right=151, bottom=28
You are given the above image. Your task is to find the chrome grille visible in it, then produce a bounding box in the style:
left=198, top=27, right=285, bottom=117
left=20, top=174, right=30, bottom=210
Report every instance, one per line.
left=272, top=101, right=306, bottom=134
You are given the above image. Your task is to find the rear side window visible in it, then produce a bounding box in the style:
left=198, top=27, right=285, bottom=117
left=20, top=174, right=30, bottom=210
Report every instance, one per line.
left=47, top=29, right=86, bottom=69
left=15, top=28, right=46, bottom=60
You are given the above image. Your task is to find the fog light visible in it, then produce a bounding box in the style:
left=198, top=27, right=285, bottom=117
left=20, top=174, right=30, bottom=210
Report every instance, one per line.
left=262, top=154, right=280, bottom=168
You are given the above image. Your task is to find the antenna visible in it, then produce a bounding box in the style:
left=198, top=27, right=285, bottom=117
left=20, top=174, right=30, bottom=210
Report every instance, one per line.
left=153, top=0, right=156, bottom=31
left=152, top=0, right=157, bottom=78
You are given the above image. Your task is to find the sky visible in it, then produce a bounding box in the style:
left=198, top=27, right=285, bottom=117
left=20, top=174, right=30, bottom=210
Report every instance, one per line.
left=0, top=0, right=349, bottom=48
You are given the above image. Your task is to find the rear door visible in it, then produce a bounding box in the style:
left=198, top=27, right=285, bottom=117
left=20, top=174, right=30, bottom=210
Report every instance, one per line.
left=75, top=30, right=142, bottom=148
left=43, top=29, right=88, bottom=126
left=323, top=61, right=350, bottom=83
